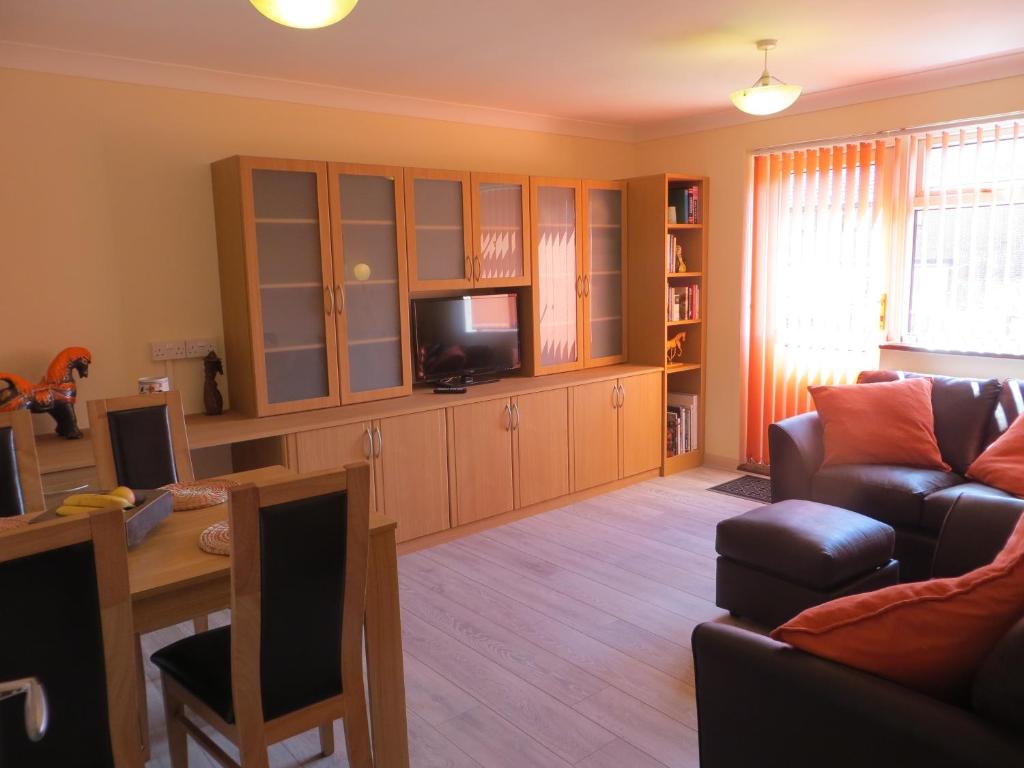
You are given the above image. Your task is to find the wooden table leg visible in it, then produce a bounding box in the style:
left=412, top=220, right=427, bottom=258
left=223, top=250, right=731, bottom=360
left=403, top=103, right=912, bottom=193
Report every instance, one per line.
left=365, top=524, right=409, bottom=768
left=135, top=633, right=151, bottom=761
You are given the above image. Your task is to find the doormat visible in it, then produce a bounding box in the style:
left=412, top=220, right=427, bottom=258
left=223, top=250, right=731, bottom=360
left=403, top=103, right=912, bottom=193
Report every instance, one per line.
left=708, top=475, right=772, bottom=503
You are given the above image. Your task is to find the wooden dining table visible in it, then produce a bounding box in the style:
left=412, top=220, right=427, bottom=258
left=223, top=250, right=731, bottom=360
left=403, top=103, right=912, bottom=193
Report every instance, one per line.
left=127, top=465, right=409, bottom=768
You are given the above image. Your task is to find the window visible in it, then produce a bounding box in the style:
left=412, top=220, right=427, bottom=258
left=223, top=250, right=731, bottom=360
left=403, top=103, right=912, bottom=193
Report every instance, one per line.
left=898, top=123, right=1024, bottom=355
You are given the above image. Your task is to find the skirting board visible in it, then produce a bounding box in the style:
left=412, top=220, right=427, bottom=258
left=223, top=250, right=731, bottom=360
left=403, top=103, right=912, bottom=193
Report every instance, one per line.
left=397, top=468, right=661, bottom=556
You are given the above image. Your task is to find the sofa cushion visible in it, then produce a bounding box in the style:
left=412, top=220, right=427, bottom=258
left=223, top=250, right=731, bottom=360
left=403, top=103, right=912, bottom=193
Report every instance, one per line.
left=809, top=378, right=948, bottom=470
left=812, top=464, right=966, bottom=529
left=857, top=370, right=1003, bottom=474
left=772, top=514, right=1024, bottom=700
left=923, top=483, right=1015, bottom=534
left=969, top=414, right=1024, bottom=498
left=973, top=616, right=1024, bottom=731
left=716, top=500, right=895, bottom=590
left=986, top=378, right=1024, bottom=446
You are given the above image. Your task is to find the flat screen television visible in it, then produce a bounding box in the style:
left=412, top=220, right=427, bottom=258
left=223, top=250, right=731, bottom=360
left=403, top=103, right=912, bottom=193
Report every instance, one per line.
left=412, top=294, right=521, bottom=383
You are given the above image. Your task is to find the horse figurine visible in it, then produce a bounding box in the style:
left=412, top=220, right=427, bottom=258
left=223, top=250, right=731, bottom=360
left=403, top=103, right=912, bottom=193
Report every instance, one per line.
left=203, top=351, right=224, bottom=416
left=0, top=347, right=92, bottom=439
left=666, top=332, right=687, bottom=364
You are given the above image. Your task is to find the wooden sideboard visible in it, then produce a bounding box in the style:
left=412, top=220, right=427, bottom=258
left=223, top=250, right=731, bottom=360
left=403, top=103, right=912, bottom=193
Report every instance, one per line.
left=36, top=365, right=664, bottom=545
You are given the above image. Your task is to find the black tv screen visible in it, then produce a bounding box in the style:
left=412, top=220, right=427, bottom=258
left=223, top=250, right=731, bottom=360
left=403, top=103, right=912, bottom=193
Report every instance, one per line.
left=412, top=294, right=521, bottom=382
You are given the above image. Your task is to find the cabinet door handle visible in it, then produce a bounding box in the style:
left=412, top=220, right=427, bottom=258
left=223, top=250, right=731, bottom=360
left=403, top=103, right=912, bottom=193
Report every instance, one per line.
left=363, top=426, right=373, bottom=459
left=583, top=274, right=590, bottom=297
left=324, top=286, right=334, bottom=316
left=465, top=256, right=473, bottom=280
left=617, top=383, right=625, bottom=408
left=511, top=402, right=520, bottom=431
left=503, top=403, right=512, bottom=431
left=373, top=426, right=383, bottom=458
left=474, top=256, right=482, bottom=281
left=576, top=276, right=584, bottom=298
left=335, top=284, right=344, bottom=315
left=611, top=383, right=619, bottom=409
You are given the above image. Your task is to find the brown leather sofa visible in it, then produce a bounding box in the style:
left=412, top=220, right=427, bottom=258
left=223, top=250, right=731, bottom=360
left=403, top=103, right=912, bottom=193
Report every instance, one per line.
left=769, top=371, right=1024, bottom=581
left=693, top=496, right=1024, bottom=768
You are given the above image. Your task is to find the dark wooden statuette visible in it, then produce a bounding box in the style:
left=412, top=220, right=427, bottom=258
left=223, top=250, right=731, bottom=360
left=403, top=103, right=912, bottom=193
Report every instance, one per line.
left=0, top=347, right=91, bottom=439
left=203, top=351, right=224, bottom=416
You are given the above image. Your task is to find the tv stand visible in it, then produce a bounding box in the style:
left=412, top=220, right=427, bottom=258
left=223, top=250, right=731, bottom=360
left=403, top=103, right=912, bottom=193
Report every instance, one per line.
left=440, top=373, right=500, bottom=387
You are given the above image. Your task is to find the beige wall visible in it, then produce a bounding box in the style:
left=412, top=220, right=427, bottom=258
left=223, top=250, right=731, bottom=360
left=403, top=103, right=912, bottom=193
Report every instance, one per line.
left=636, top=75, right=1024, bottom=466
left=0, top=68, right=635, bottom=430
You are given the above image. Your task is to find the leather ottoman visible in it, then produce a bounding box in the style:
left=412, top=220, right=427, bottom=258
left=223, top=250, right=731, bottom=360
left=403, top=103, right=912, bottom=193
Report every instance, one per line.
left=715, top=500, right=899, bottom=628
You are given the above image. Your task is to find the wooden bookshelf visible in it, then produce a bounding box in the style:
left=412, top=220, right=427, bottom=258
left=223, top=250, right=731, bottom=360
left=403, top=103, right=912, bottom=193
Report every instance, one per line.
left=626, top=173, right=709, bottom=475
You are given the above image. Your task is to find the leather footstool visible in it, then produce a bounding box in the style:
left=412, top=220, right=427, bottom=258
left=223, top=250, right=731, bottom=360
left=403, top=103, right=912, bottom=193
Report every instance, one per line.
left=715, top=500, right=899, bottom=628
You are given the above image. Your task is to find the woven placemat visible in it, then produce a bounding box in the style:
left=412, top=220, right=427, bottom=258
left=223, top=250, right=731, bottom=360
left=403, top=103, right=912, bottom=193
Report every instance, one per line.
left=162, top=479, right=240, bottom=512
left=198, top=521, right=230, bottom=556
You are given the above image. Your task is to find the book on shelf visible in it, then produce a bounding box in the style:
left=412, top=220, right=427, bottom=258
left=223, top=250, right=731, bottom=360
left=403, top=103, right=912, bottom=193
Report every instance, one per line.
left=667, top=284, right=700, bottom=322
left=668, top=185, right=700, bottom=225
left=665, top=234, right=684, bottom=273
left=666, top=393, right=699, bottom=456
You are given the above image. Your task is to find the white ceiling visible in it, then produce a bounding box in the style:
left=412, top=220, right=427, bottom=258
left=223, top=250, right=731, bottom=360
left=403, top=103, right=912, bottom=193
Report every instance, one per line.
left=2, top=0, right=1023, bottom=139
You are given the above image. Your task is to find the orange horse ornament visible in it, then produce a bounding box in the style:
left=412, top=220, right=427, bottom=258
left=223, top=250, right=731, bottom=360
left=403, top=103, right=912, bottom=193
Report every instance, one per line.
left=0, top=347, right=92, bottom=439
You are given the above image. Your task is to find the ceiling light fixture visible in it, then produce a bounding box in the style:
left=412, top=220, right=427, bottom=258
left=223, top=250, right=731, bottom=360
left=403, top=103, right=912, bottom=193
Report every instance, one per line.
left=249, top=0, right=359, bottom=29
left=730, top=39, right=802, bottom=116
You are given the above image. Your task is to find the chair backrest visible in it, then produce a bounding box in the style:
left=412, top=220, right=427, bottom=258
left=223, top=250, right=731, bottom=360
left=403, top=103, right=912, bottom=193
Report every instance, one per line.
left=88, top=391, right=194, bottom=490
left=228, top=465, right=371, bottom=727
left=0, top=508, right=141, bottom=767
left=0, top=410, right=43, bottom=517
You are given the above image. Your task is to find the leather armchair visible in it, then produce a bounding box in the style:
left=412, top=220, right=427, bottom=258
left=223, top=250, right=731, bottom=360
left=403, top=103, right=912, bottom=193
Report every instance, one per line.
left=692, top=622, right=1024, bottom=768
left=933, top=494, right=1024, bottom=578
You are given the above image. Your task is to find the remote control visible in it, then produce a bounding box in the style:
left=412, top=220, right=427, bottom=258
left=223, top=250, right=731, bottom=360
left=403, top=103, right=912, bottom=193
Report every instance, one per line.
left=433, top=385, right=467, bottom=394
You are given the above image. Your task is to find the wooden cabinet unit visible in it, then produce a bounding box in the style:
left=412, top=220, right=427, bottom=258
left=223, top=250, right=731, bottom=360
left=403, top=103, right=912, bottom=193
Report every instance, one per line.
left=449, top=398, right=516, bottom=525
left=572, top=379, right=621, bottom=491
left=328, top=163, right=413, bottom=403
left=514, top=388, right=570, bottom=507
left=572, top=370, right=663, bottom=492
left=290, top=422, right=379, bottom=511
left=404, top=168, right=474, bottom=291
left=530, top=178, right=584, bottom=374
left=582, top=181, right=627, bottom=367
left=375, top=409, right=451, bottom=543
left=212, top=157, right=341, bottom=416
left=471, top=173, right=531, bottom=287
left=620, top=371, right=663, bottom=476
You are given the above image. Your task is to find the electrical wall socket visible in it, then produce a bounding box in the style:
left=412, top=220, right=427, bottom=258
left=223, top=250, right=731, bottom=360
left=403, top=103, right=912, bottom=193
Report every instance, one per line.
left=185, top=338, right=217, bottom=358
left=151, top=340, right=187, bottom=361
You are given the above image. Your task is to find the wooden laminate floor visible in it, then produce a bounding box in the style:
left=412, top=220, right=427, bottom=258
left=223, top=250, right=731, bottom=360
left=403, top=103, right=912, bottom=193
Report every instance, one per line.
left=140, top=466, right=760, bottom=768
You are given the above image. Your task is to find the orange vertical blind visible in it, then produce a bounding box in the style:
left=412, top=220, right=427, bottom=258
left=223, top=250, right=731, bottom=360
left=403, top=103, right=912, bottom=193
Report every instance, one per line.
left=744, top=141, right=888, bottom=466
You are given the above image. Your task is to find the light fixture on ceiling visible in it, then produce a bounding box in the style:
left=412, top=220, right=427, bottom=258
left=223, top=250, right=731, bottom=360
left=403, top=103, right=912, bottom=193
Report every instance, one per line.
left=249, top=0, right=359, bottom=29
left=730, top=39, right=802, bottom=116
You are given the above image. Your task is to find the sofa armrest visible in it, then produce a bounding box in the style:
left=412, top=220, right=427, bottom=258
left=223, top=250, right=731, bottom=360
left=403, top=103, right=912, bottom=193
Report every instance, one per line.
left=768, top=412, right=824, bottom=501
left=692, top=622, right=1024, bottom=768
left=933, top=493, right=1024, bottom=578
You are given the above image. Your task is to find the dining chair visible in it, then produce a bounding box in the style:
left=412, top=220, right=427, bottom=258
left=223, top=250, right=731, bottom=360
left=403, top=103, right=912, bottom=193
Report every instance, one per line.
left=151, top=464, right=373, bottom=768
left=0, top=506, right=142, bottom=767
left=87, top=391, right=194, bottom=491
left=0, top=410, right=44, bottom=517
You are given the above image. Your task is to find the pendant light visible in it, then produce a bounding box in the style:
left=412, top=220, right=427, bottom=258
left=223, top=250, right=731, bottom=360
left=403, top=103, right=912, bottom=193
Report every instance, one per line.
left=730, top=40, right=802, bottom=116
left=249, top=0, right=359, bottom=29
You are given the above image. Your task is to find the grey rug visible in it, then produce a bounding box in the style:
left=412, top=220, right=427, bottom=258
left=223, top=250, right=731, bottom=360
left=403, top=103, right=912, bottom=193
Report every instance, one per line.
left=708, top=475, right=772, bottom=503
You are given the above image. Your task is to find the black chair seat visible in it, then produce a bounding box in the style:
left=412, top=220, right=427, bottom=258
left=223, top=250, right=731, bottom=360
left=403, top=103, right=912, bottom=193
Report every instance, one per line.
left=151, top=626, right=234, bottom=724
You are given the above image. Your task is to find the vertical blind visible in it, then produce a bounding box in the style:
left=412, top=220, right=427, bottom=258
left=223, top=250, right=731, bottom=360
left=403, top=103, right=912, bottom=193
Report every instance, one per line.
left=743, top=118, right=1024, bottom=467
left=744, top=141, right=889, bottom=466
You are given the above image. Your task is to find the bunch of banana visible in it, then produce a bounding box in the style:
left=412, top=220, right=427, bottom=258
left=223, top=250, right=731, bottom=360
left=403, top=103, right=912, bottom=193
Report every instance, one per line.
left=57, top=486, right=135, bottom=517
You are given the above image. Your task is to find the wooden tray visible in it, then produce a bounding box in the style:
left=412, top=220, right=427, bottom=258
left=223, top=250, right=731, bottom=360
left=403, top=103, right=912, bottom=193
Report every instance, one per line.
left=34, top=489, right=173, bottom=549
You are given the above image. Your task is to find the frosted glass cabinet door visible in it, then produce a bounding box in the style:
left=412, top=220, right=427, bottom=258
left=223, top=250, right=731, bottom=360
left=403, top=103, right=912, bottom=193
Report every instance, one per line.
left=405, top=169, right=473, bottom=291
left=530, top=178, right=583, bottom=373
left=583, top=182, right=627, bottom=366
left=329, top=163, right=412, bottom=402
left=246, top=159, right=340, bottom=413
left=472, top=173, right=531, bottom=287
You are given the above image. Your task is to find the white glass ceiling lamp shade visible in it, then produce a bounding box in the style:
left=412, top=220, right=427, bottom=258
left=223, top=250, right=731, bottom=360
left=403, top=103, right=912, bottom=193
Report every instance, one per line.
left=731, top=40, right=802, bottom=116
left=249, top=0, right=359, bottom=29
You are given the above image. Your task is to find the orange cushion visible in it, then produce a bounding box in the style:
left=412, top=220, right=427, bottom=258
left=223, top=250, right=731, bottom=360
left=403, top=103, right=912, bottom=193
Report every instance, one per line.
left=967, top=415, right=1024, bottom=497
left=771, top=514, right=1024, bottom=698
left=809, top=378, right=949, bottom=470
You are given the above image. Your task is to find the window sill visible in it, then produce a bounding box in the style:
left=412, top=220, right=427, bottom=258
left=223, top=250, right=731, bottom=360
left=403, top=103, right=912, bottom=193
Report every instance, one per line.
left=879, top=343, right=1024, bottom=362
